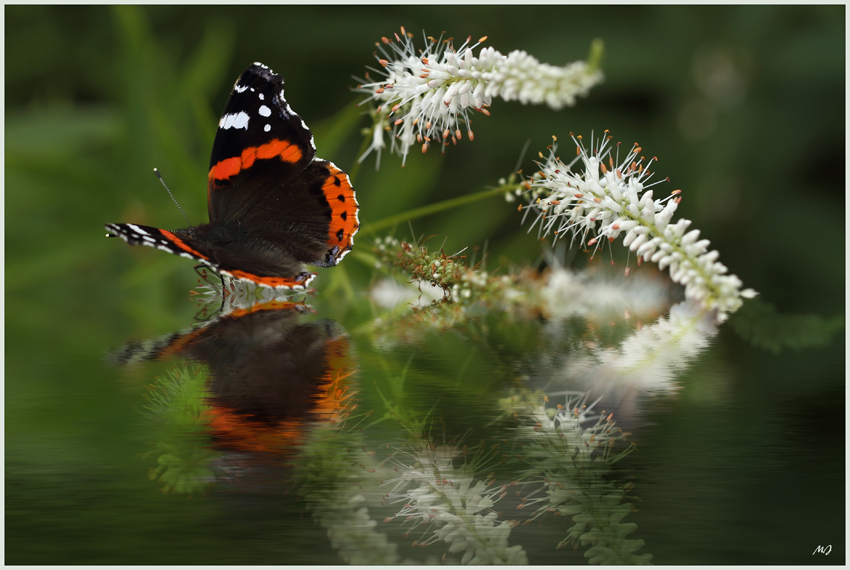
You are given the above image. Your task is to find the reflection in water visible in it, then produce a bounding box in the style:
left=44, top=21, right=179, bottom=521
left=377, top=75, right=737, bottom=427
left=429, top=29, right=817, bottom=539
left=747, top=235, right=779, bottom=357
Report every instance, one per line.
left=502, top=392, right=649, bottom=563
left=379, top=434, right=528, bottom=564
left=296, top=385, right=651, bottom=564
left=105, top=276, right=728, bottom=564
left=139, top=365, right=218, bottom=495
left=342, top=280, right=718, bottom=563
left=111, top=297, right=356, bottom=496
left=542, top=300, right=719, bottom=421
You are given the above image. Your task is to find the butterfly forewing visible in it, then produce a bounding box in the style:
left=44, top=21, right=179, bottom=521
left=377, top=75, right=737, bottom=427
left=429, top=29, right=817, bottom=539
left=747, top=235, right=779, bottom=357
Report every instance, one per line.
left=207, top=63, right=316, bottom=225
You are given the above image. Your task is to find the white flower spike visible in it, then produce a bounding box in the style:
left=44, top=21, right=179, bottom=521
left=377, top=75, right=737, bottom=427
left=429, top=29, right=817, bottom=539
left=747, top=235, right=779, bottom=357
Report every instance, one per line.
left=356, top=28, right=604, bottom=166
left=523, top=132, right=757, bottom=322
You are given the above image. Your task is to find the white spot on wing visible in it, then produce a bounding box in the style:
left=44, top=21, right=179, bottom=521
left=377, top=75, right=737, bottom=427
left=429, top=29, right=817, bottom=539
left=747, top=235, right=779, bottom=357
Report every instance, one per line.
left=219, top=111, right=250, bottom=130
left=264, top=124, right=271, bottom=132
left=127, top=224, right=148, bottom=235
left=259, top=93, right=264, bottom=101
left=233, top=84, right=249, bottom=93
left=259, top=105, right=272, bottom=117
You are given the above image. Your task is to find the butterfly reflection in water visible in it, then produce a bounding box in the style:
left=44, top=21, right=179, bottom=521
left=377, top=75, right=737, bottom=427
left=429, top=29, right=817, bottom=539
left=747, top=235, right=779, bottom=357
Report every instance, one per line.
left=109, top=299, right=356, bottom=492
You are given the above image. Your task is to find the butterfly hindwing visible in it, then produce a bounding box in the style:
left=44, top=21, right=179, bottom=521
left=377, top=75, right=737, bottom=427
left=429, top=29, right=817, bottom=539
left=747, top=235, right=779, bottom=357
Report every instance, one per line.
left=106, top=222, right=315, bottom=288
left=230, top=158, right=359, bottom=268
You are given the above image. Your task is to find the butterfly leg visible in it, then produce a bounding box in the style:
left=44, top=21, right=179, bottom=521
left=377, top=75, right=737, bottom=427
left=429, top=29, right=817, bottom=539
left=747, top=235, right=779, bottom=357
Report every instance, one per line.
left=193, top=296, right=226, bottom=321
left=192, top=265, right=228, bottom=317
left=193, top=264, right=225, bottom=291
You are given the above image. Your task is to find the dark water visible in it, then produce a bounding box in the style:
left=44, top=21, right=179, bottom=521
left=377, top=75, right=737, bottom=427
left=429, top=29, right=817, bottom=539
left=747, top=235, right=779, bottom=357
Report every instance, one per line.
left=5, top=279, right=844, bottom=565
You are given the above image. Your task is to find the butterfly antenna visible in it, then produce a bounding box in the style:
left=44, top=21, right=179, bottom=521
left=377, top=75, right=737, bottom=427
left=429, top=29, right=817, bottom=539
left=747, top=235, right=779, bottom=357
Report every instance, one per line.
left=154, top=168, right=192, bottom=228
left=513, top=138, right=532, bottom=174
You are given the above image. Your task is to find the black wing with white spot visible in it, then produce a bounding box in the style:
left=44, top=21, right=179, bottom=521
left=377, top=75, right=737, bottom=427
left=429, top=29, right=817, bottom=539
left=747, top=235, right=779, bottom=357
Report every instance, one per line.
left=206, top=62, right=317, bottom=225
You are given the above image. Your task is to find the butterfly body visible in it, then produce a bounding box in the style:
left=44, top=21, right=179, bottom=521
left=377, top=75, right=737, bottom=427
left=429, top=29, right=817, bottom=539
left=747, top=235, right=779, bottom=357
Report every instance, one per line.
left=106, top=62, right=358, bottom=289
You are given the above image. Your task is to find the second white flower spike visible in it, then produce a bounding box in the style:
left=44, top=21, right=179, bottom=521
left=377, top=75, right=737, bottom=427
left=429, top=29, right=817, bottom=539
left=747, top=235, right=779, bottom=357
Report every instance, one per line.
left=523, top=132, right=757, bottom=322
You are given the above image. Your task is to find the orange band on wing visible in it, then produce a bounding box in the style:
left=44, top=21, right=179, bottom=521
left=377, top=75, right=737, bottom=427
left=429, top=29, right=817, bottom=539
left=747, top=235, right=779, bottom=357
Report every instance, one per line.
left=208, top=138, right=304, bottom=183
left=228, top=300, right=303, bottom=319
left=256, top=138, right=302, bottom=162
left=224, top=269, right=315, bottom=289
left=157, top=328, right=207, bottom=360
left=205, top=406, right=304, bottom=454
left=160, top=230, right=210, bottom=260
left=321, top=163, right=360, bottom=254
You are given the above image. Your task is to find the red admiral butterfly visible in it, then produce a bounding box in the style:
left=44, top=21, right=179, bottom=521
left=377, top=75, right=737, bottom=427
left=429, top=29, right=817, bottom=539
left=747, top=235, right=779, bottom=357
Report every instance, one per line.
left=106, top=62, right=359, bottom=289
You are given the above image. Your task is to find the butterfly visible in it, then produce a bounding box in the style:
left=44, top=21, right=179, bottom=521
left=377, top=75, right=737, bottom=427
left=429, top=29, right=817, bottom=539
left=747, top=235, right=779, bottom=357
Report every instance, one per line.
left=106, top=62, right=359, bottom=289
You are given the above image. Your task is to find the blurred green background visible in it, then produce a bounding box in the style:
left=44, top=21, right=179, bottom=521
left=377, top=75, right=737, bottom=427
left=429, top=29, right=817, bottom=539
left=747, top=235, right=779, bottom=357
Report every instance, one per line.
left=6, top=5, right=845, bottom=564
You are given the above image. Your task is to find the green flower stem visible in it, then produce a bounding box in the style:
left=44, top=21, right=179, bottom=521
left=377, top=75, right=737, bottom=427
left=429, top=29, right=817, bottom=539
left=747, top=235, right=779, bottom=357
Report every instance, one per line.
left=587, top=38, right=604, bottom=73
left=359, top=182, right=522, bottom=237
left=347, top=129, right=373, bottom=185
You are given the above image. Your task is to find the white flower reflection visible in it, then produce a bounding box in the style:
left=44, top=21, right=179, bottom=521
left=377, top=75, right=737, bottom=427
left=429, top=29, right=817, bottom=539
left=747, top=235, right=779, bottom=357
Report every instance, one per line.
left=541, top=300, right=720, bottom=422
left=370, top=277, right=444, bottom=309
left=542, top=265, right=671, bottom=320
left=502, top=392, right=651, bottom=563
left=381, top=441, right=528, bottom=564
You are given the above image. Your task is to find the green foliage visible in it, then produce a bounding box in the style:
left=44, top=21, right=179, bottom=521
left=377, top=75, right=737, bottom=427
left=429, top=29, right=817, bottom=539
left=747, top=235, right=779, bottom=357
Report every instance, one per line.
left=729, top=298, right=844, bottom=354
